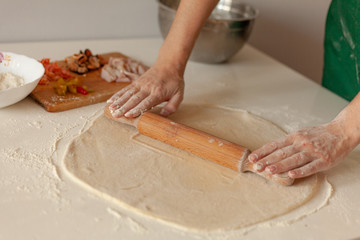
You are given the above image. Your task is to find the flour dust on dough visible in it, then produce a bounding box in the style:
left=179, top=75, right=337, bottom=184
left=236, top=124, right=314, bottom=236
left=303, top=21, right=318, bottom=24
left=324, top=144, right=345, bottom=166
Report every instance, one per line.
left=64, top=104, right=319, bottom=231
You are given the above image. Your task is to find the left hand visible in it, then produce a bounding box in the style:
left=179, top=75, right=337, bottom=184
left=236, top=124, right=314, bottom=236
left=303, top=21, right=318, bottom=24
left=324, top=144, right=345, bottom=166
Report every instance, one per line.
left=0, top=52, right=4, bottom=63
left=108, top=63, right=184, bottom=118
left=248, top=121, right=355, bottom=179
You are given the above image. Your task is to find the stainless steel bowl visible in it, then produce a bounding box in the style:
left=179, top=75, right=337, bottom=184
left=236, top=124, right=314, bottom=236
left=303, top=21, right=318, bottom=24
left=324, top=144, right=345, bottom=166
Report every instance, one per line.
left=158, top=0, right=259, bottom=63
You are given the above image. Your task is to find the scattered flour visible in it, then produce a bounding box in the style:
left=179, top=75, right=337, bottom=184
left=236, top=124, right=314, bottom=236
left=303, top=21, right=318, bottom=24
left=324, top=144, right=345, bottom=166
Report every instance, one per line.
left=27, top=121, right=43, bottom=129
left=0, top=102, right=103, bottom=210
left=1, top=147, right=62, bottom=203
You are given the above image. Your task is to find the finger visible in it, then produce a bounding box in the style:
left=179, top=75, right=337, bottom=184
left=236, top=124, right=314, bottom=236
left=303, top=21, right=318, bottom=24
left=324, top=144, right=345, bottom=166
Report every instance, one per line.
left=124, top=95, right=159, bottom=118
left=107, top=85, right=133, bottom=104
left=264, top=152, right=311, bottom=174
left=160, top=93, right=183, bottom=116
left=254, top=146, right=297, bottom=172
left=118, top=91, right=148, bottom=118
left=288, top=159, right=324, bottom=179
left=248, top=138, right=288, bottom=163
left=109, top=87, right=138, bottom=114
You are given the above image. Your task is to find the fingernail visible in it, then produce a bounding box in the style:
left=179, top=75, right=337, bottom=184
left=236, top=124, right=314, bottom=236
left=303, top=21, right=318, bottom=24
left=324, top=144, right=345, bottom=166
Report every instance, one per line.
left=255, top=163, right=263, bottom=171
left=107, top=98, right=113, bottom=104
left=112, top=107, right=125, bottom=117
left=109, top=103, right=117, bottom=110
left=124, top=109, right=137, bottom=118
left=249, top=154, right=258, bottom=163
left=266, top=165, right=276, bottom=173
left=289, top=170, right=296, bottom=178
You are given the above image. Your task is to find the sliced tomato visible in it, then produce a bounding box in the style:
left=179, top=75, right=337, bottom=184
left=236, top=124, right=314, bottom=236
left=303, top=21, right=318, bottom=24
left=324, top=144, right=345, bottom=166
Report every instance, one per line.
left=39, top=58, right=73, bottom=85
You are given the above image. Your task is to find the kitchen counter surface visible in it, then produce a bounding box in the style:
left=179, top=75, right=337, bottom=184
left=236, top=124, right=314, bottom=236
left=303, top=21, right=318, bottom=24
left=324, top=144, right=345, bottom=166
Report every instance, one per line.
left=0, top=38, right=359, bottom=240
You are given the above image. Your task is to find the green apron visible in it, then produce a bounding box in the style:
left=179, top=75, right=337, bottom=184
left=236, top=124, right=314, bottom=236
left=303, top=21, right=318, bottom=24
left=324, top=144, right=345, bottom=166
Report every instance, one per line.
left=322, top=0, right=360, bottom=101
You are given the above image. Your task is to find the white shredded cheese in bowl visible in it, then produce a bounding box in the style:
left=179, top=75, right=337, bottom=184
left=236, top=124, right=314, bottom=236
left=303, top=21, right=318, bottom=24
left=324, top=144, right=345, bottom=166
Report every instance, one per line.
left=0, top=72, right=25, bottom=91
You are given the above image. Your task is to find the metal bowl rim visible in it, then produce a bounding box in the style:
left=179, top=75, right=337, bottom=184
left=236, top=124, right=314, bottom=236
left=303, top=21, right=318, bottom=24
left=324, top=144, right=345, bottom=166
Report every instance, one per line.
left=157, top=0, right=259, bottom=22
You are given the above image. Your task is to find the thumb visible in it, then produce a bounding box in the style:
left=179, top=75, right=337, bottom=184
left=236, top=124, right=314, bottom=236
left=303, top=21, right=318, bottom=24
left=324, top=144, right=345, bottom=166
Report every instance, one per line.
left=160, top=93, right=183, bottom=117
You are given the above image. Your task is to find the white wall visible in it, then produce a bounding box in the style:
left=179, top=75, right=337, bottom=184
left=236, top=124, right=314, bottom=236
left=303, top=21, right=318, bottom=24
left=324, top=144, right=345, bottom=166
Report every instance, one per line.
left=248, top=0, right=332, bottom=84
left=0, top=0, right=161, bottom=42
left=0, top=0, right=331, bottom=84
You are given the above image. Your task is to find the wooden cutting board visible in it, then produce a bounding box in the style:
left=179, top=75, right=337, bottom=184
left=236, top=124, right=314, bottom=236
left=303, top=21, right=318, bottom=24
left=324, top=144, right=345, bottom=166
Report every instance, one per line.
left=31, top=52, right=133, bottom=112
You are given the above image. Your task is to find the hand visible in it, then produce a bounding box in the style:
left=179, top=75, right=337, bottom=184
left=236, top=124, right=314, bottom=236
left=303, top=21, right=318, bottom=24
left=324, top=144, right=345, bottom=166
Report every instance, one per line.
left=107, top=63, right=184, bottom=118
left=0, top=52, right=4, bottom=63
left=248, top=120, right=356, bottom=179
left=106, top=0, right=219, bottom=118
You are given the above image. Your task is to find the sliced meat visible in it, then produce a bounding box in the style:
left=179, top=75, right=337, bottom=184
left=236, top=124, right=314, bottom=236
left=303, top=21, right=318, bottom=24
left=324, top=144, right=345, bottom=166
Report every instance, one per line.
left=100, top=57, right=148, bottom=83
left=65, top=49, right=105, bottom=74
left=101, top=65, right=118, bottom=82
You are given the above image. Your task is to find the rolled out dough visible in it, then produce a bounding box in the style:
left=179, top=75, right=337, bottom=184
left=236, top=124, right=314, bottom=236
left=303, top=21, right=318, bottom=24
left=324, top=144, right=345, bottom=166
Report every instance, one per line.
left=64, top=105, right=319, bottom=231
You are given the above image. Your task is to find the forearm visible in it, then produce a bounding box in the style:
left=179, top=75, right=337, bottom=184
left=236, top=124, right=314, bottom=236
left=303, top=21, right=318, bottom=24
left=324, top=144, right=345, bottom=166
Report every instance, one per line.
left=156, top=0, right=219, bottom=74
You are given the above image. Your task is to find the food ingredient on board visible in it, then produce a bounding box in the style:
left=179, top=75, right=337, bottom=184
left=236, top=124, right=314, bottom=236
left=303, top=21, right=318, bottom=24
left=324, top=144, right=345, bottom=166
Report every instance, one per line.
left=65, top=49, right=106, bottom=74
left=39, top=58, right=73, bottom=85
left=101, top=57, right=148, bottom=82
left=31, top=52, right=132, bottom=112
left=0, top=72, right=25, bottom=91
left=54, top=78, right=92, bottom=96
left=38, top=58, right=93, bottom=96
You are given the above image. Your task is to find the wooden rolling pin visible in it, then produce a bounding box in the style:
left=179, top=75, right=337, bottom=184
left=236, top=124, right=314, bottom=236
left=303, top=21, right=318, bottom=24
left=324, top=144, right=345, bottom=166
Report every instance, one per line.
left=104, top=106, right=294, bottom=186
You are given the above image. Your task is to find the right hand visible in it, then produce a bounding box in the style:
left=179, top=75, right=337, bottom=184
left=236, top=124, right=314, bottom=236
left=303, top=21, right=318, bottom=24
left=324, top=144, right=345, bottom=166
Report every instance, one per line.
left=107, top=63, right=185, bottom=118
left=248, top=122, right=353, bottom=179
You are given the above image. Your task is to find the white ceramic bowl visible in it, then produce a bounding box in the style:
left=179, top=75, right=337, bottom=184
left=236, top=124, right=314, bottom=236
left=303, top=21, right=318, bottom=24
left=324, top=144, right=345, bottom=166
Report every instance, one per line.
left=0, top=52, right=44, bottom=108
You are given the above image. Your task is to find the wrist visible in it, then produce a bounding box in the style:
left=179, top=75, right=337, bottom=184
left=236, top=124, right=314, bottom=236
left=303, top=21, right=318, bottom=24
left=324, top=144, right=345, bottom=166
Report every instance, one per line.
left=332, top=108, right=360, bottom=149
left=149, top=58, right=185, bottom=85
left=155, top=46, right=188, bottom=76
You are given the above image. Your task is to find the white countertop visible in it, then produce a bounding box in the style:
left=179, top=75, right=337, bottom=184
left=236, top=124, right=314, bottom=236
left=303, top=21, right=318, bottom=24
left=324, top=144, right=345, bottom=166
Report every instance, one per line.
left=0, top=38, right=359, bottom=240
